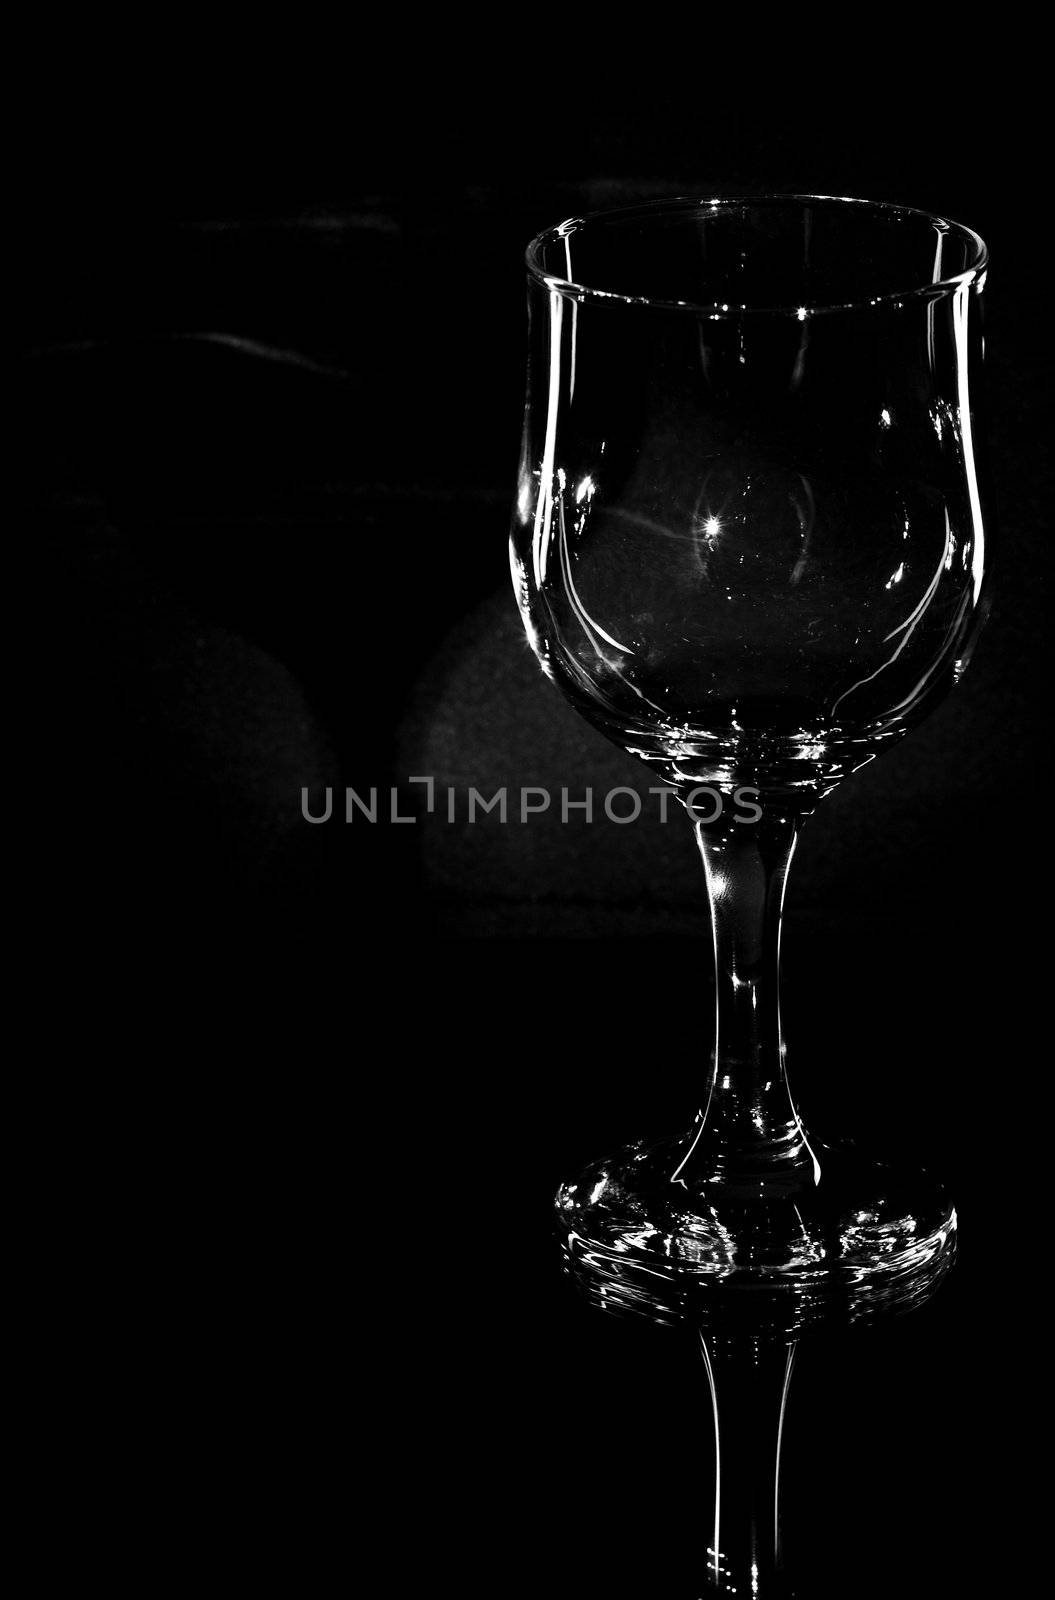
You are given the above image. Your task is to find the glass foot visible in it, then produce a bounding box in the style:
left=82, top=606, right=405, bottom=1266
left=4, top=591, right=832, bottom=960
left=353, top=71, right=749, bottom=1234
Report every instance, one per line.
left=557, top=1136, right=956, bottom=1334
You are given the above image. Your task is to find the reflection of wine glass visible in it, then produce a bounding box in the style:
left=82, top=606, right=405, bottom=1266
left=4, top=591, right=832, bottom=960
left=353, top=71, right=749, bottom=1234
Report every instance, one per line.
left=510, top=196, right=990, bottom=1300
left=560, top=1198, right=957, bottom=1595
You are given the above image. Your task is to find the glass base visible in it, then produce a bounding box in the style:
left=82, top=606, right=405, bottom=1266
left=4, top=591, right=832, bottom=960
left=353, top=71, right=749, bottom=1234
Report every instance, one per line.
left=557, top=1136, right=956, bottom=1335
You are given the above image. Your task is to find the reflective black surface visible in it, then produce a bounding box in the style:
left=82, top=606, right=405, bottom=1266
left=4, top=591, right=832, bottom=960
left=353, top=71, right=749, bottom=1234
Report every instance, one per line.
left=48, top=1031, right=1039, bottom=1595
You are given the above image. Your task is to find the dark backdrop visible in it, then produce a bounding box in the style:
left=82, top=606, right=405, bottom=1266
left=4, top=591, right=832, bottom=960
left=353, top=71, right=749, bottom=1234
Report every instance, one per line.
left=25, top=50, right=1049, bottom=1596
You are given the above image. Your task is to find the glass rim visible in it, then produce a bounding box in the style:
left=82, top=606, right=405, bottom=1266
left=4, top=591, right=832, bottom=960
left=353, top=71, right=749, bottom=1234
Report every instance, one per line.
left=525, top=193, right=989, bottom=318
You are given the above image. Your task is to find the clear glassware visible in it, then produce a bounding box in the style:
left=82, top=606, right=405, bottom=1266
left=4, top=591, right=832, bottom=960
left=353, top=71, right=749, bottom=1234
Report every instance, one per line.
left=510, top=195, right=990, bottom=1308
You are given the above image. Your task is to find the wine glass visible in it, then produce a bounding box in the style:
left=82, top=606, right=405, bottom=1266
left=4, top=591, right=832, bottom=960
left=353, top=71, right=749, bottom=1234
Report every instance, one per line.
left=509, top=195, right=990, bottom=1311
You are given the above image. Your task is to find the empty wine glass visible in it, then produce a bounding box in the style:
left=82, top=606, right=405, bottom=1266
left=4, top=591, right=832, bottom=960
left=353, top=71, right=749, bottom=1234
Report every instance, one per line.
left=510, top=195, right=990, bottom=1309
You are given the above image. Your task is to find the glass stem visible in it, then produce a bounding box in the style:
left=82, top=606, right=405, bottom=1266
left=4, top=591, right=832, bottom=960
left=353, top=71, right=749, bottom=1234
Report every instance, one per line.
left=700, top=1333, right=798, bottom=1595
left=672, top=811, right=818, bottom=1190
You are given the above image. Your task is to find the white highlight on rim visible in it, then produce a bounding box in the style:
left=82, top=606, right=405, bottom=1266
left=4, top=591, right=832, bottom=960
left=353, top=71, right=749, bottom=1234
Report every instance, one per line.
left=528, top=196, right=987, bottom=318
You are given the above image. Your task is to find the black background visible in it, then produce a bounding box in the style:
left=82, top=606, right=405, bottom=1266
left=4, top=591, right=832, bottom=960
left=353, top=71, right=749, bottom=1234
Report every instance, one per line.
left=25, top=39, right=1049, bottom=1595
